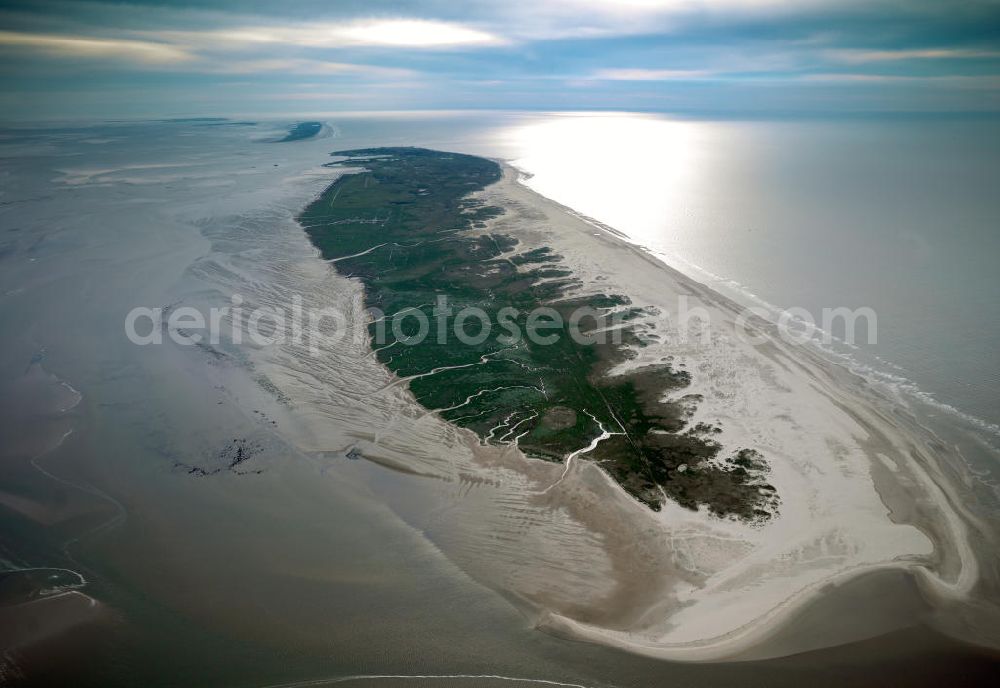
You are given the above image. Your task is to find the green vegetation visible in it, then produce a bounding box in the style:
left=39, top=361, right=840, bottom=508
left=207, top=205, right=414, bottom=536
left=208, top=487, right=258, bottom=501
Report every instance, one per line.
left=279, top=121, right=322, bottom=142
left=299, top=147, right=778, bottom=521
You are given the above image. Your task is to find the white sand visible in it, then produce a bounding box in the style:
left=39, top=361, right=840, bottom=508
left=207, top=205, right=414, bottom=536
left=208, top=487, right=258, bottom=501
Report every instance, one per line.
left=463, top=166, right=979, bottom=659
left=169, top=154, right=986, bottom=661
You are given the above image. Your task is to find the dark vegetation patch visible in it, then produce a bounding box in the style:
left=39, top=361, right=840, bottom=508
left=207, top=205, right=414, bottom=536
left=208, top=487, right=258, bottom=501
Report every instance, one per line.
left=278, top=121, right=323, bottom=142
left=299, top=147, right=777, bottom=522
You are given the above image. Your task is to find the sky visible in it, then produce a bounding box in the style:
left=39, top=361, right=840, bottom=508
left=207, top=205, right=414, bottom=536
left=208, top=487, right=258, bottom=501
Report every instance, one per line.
left=1, top=0, right=999, bottom=120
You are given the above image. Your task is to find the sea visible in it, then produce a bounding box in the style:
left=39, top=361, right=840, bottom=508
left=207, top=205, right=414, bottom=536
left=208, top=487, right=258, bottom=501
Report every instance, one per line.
left=307, top=111, right=1000, bottom=466
left=0, top=111, right=997, bottom=685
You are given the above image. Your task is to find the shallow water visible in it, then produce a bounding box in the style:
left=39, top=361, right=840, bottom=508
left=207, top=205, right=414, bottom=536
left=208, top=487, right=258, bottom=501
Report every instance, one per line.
left=223, top=111, right=1000, bottom=447
left=493, top=113, right=1000, bottom=444
left=0, top=115, right=997, bottom=685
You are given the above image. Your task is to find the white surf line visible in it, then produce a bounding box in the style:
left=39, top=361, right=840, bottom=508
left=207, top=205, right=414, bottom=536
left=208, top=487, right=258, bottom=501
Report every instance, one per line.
left=257, top=674, right=598, bottom=688
left=541, top=411, right=621, bottom=495
left=561, top=171, right=1000, bottom=446
left=326, top=243, right=388, bottom=263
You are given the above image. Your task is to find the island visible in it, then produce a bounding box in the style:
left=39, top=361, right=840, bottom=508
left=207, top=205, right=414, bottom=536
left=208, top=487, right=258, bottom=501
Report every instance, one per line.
left=278, top=121, right=323, bottom=142
left=299, top=147, right=778, bottom=520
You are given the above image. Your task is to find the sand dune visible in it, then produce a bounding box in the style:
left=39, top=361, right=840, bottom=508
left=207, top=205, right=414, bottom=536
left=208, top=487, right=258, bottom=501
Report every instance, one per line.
left=209, top=160, right=996, bottom=660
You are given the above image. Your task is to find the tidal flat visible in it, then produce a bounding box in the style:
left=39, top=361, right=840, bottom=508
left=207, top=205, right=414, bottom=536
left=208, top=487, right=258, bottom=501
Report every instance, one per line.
left=1, top=118, right=996, bottom=683
left=300, top=148, right=778, bottom=520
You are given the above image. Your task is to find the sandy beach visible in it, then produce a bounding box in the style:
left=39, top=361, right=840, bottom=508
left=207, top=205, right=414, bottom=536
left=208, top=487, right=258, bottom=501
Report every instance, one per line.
left=452, top=164, right=994, bottom=658
left=241, top=153, right=999, bottom=662
left=2, top=119, right=997, bottom=684
left=3, top=0, right=1000, bottom=677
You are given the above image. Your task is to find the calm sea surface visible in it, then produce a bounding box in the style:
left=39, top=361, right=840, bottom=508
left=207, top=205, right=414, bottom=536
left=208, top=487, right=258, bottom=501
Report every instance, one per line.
left=1, top=113, right=997, bottom=685
left=318, top=111, right=1000, bottom=437
left=503, top=115, right=1000, bottom=433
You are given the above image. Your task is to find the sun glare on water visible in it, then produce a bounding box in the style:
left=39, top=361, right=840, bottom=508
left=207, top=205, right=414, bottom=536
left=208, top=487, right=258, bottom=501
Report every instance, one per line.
left=504, top=113, right=704, bottom=244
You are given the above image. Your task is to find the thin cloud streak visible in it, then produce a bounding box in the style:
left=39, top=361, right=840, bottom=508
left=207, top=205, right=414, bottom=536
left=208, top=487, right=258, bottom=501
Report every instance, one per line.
left=590, top=68, right=712, bottom=80
left=0, top=29, right=193, bottom=63
left=137, top=19, right=505, bottom=51
left=195, top=59, right=415, bottom=78
left=0, top=29, right=417, bottom=78
left=1, top=0, right=998, bottom=117
left=829, top=48, right=1000, bottom=64
left=801, top=73, right=1000, bottom=87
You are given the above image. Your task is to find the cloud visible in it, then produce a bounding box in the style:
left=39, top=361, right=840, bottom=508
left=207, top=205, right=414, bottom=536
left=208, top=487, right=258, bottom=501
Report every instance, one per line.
left=828, top=48, right=1000, bottom=64
left=194, top=58, right=415, bottom=78
left=0, top=29, right=193, bottom=63
left=472, top=0, right=833, bottom=41
left=590, top=68, right=711, bottom=80
left=2, top=0, right=999, bottom=117
left=334, top=19, right=503, bottom=47
left=800, top=73, right=1000, bottom=87
left=0, top=29, right=418, bottom=78
left=143, top=19, right=504, bottom=51
left=548, top=0, right=809, bottom=12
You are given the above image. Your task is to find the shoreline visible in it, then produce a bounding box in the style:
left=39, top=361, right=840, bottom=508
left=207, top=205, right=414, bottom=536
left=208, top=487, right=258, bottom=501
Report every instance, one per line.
left=277, top=147, right=995, bottom=661
left=299, top=147, right=779, bottom=520
left=466, top=161, right=992, bottom=660
left=238, top=145, right=994, bottom=663
left=3, top=118, right=995, bottom=683
left=508, top=160, right=1000, bottom=451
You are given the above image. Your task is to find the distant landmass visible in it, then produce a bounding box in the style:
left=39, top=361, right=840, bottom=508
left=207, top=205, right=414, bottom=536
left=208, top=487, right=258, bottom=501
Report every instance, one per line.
left=278, top=121, right=323, bottom=142
left=299, top=147, right=778, bottom=520
left=161, top=117, right=257, bottom=126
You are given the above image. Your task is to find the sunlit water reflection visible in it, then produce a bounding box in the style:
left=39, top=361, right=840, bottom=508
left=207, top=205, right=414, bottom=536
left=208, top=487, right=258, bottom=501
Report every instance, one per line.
left=486, top=112, right=1000, bottom=446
